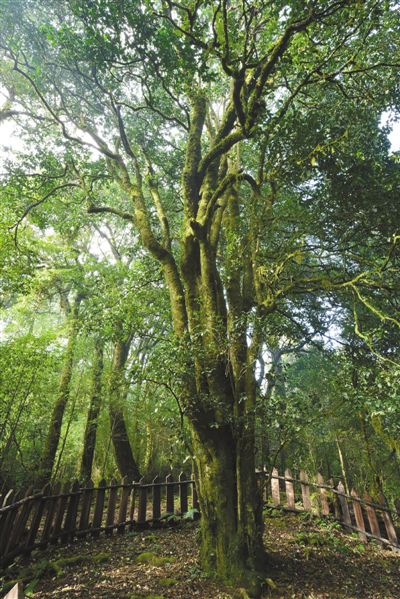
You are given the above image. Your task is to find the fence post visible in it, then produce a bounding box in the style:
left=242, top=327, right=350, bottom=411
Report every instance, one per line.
left=271, top=468, right=280, bottom=506
left=118, top=476, right=130, bottom=534
left=129, top=480, right=138, bottom=528
left=179, top=472, right=188, bottom=514
left=137, top=477, right=147, bottom=526
left=350, top=489, right=367, bottom=542
left=2, top=491, right=21, bottom=558
left=92, top=479, right=106, bottom=537
left=52, top=482, right=70, bottom=543
left=317, top=473, right=330, bottom=516
left=41, top=482, right=60, bottom=546
left=337, top=481, right=352, bottom=530
left=328, top=478, right=341, bottom=519
left=6, top=487, right=34, bottom=557
left=152, top=476, right=161, bottom=523
left=364, top=492, right=382, bottom=543
left=63, top=480, right=81, bottom=543
left=78, top=479, right=94, bottom=537
left=379, top=493, right=398, bottom=546
left=105, top=478, right=118, bottom=535
left=166, top=473, right=174, bottom=514
left=265, top=468, right=270, bottom=500
left=300, top=470, right=311, bottom=511
left=25, top=484, right=49, bottom=555
left=284, top=469, right=295, bottom=510
left=0, top=490, right=16, bottom=561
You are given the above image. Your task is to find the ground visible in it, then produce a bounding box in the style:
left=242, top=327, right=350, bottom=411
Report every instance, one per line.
left=2, top=510, right=400, bottom=598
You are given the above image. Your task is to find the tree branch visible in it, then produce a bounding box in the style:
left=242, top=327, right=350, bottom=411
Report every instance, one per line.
left=87, top=204, right=134, bottom=223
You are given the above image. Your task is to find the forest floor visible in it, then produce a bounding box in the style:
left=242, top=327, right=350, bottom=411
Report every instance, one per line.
left=2, top=509, right=400, bottom=599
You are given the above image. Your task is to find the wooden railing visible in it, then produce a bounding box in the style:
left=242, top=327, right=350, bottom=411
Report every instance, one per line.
left=0, top=468, right=399, bottom=569
left=263, top=468, right=399, bottom=550
left=0, top=473, right=198, bottom=568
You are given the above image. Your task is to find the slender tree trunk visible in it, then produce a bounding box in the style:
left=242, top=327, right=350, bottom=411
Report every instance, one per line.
left=80, top=338, right=104, bottom=481
left=108, top=337, right=141, bottom=481
left=143, top=420, right=154, bottom=473
left=38, top=296, right=80, bottom=485
left=335, top=435, right=350, bottom=494
left=360, top=412, right=386, bottom=495
left=0, top=374, right=34, bottom=471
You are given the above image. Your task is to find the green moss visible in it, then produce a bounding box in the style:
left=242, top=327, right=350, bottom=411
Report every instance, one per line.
left=92, top=552, right=111, bottom=564
left=158, top=577, right=178, bottom=587
left=52, top=551, right=111, bottom=570
left=134, top=552, right=175, bottom=567
left=233, top=589, right=252, bottom=599
left=51, top=555, right=86, bottom=575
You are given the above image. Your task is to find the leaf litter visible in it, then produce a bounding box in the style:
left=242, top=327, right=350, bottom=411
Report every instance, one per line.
left=1, top=513, right=399, bottom=598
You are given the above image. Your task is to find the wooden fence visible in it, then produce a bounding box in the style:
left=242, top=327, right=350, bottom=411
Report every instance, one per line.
left=0, top=468, right=399, bottom=570
left=263, top=468, right=400, bottom=550
left=0, top=473, right=198, bottom=568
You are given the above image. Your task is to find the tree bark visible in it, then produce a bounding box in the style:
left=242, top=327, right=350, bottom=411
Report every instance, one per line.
left=177, top=172, right=266, bottom=592
left=80, top=337, right=104, bottom=481
left=335, top=435, right=351, bottom=494
left=108, top=337, right=141, bottom=481
left=38, top=295, right=80, bottom=485
left=192, top=414, right=265, bottom=592
left=143, top=420, right=155, bottom=474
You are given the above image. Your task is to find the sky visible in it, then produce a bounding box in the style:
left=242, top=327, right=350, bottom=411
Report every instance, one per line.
left=381, top=112, right=400, bottom=152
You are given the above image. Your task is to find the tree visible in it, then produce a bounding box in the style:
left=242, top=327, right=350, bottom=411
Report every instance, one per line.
left=38, top=289, right=82, bottom=485
left=80, top=336, right=104, bottom=481
left=1, top=0, right=399, bottom=593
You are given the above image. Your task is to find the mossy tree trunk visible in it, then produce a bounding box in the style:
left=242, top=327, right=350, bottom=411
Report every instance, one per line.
left=108, top=336, right=141, bottom=481
left=83, top=13, right=342, bottom=593
left=38, top=294, right=81, bottom=486
left=80, top=337, right=104, bottom=481
left=90, top=94, right=270, bottom=592
left=110, top=96, right=267, bottom=590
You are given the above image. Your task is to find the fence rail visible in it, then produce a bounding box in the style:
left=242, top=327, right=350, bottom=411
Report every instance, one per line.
left=0, top=468, right=399, bottom=569
left=0, top=473, right=198, bottom=568
left=262, top=468, right=399, bottom=550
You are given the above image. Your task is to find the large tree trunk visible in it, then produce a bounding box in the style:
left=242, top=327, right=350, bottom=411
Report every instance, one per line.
left=192, top=414, right=265, bottom=592
left=38, top=296, right=80, bottom=486
left=108, top=337, right=141, bottom=481
left=80, top=337, right=104, bottom=481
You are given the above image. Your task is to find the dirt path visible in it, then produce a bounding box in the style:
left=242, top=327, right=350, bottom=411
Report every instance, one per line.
left=2, top=510, right=399, bottom=598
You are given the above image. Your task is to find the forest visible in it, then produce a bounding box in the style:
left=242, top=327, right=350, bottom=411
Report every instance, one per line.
left=0, top=1, right=399, bottom=598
